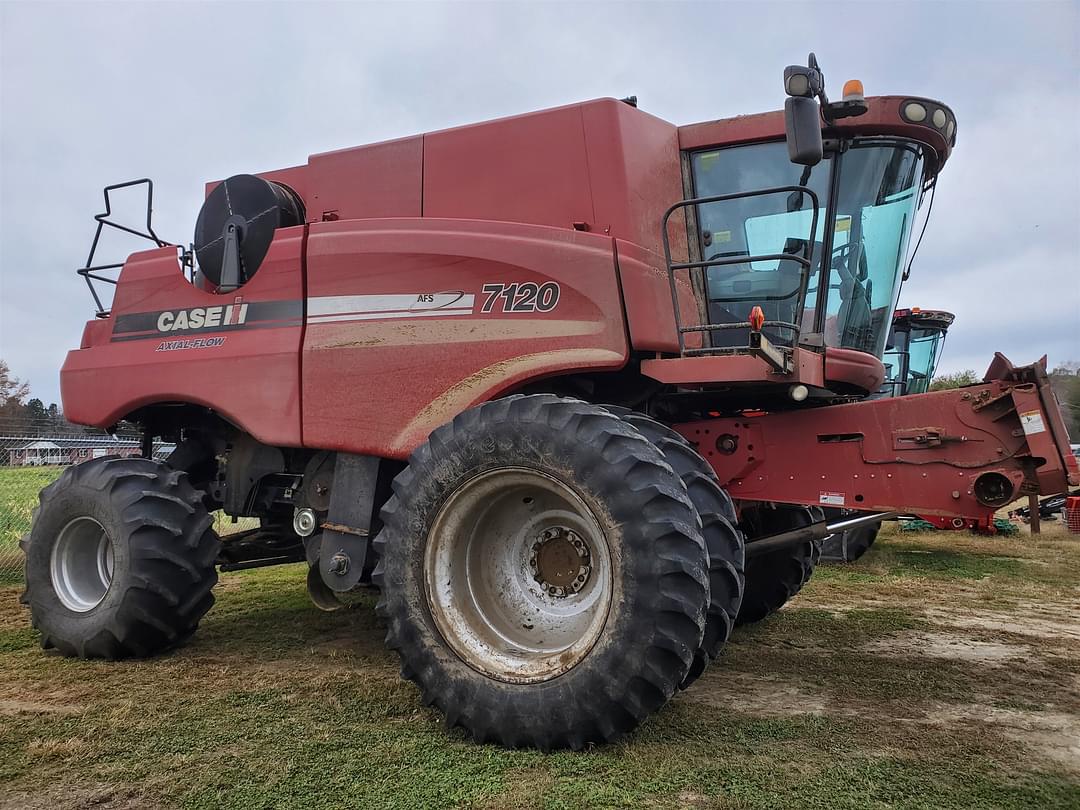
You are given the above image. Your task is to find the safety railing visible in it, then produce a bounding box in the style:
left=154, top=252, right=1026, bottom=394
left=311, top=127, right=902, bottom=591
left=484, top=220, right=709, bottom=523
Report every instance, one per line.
left=76, top=179, right=192, bottom=317
left=661, top=186, right=820, bottom=357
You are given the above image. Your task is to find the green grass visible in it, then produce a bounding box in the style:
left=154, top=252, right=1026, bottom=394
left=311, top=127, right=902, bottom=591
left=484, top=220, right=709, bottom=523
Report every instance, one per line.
left=2, top=525, right=1079, bottom=809
left=0, top=465, right=251, bottom=582
left=0, top=466, right=62, bottom=552
left=0, top=466, right=62, bottom=584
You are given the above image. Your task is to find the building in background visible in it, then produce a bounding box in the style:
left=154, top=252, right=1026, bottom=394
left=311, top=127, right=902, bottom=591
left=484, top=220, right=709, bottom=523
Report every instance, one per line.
left=3, top=436, right=174, bottom=466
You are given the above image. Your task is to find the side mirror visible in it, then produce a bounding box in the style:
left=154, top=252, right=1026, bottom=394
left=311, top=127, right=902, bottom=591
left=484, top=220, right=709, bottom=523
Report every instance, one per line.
left=784, top=96, right=823, bottom=166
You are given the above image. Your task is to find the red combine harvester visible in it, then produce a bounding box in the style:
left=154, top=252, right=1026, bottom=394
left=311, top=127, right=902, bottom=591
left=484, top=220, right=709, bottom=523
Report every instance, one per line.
left=24, top=55, right=1077, bottom=749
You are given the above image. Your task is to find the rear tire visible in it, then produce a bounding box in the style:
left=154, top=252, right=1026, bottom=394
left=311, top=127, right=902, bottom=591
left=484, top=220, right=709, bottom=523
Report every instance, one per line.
left=21, top=456, right=219, bottom=659
left=736, top=505, right=819, bottom=625
left=373, top=395, right=709, bottom=749
left=607, top=409, right=744, bottom=688
left=823, top=521, right=881, bottom=562
left=844, top=522, right=880, bottom=561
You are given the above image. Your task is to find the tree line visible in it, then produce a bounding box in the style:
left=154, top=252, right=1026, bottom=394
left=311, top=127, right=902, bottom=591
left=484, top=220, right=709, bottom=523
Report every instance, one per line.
left=0, top=360, right=97, bottom=435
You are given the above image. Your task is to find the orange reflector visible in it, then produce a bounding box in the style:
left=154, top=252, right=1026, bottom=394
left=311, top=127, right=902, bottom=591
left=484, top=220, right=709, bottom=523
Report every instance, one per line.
left=749, top=305, right=765, bottom=332
left=843, top=79, right=865, bottom=99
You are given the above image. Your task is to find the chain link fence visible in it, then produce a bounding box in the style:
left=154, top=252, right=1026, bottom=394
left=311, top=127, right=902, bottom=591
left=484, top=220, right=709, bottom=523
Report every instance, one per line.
left=0, top=432, right=261, bottom=585
left=0, top=431, right=173, bottom=584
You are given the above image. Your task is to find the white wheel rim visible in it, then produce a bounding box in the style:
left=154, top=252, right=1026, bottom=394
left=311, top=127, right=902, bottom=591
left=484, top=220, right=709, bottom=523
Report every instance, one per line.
left=50, top=516, right=114, bottom=612
left=424, top=467, right=612, bottom=684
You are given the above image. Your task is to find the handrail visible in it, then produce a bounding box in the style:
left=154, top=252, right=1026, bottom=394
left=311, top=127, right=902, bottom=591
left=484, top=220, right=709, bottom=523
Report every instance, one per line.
left=661, top=185, right=820, bottom=356
left=76, top=179, right=185, bottom=317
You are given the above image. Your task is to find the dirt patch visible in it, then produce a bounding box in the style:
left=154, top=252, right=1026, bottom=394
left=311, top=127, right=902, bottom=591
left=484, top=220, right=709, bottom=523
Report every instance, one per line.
left=924, top=702, right=1080, bottom=775
left=925, top=604, right=1080, bottom=643
left=0, top=784, right=156, bottom=810
left=861, top=631, right=1032, bottom=664
left=684, top=672, right=831, bottom=717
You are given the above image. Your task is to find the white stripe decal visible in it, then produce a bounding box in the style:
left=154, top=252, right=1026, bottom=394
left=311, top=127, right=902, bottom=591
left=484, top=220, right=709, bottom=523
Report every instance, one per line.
left=308, top=293, right=475, bottom=317
left=307, top=309, right=474, bottom=324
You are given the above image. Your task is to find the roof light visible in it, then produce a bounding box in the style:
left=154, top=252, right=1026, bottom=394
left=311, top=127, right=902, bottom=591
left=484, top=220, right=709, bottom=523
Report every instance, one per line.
left=932, top=108, right=947, bottom=129
left=842, top=79, right=865, bottom=101
left=903, top=101, right=927, bottom=122
left=946, top=119, right=956, bottom=140
left=790, top=384, right=810, bottom=402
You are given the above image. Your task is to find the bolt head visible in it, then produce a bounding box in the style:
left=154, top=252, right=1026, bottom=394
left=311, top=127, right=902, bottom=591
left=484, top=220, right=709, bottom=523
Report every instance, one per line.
left=328, top=552, right=350, bottom=576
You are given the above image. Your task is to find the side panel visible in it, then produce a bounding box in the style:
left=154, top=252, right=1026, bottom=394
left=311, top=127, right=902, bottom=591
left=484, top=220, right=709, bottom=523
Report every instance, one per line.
left=305, top=135, right=423, bottom=223
left=615, top=240, right=700, bottom=353
left=580, top=100, right=686, bottom=260
left=674, top=371, right=1076, bottom=521
left=423, top=105, right=594, bottom=229
left=302, top=219, right=628, bottom=458
left=61, top=232, right=305, bottom=446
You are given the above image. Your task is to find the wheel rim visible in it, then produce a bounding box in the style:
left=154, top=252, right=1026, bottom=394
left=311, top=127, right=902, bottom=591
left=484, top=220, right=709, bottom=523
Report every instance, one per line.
left=424, top=467, right=612, bottom=684
left=50, top=517, right=114, bottom=612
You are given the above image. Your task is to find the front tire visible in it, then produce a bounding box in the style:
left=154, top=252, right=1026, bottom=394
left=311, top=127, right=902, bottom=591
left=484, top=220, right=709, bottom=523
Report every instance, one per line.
left=608, top=409, right=744, bottom=688
left=21, top=456, right=219, bottom=659
left=373, top=395, right=709, bottom=749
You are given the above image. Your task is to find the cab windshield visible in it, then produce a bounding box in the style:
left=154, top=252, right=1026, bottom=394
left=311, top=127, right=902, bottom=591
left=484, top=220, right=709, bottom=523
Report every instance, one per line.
left=690, top=140, right=925, bottom=357
left=883, top=325, right=946, bottom=395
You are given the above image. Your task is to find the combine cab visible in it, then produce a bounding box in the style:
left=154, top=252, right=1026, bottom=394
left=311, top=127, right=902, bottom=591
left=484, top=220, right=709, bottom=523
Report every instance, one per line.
left=22, top=55, right=1077, bottom=749
left=882, top=308, right=955, bottom=396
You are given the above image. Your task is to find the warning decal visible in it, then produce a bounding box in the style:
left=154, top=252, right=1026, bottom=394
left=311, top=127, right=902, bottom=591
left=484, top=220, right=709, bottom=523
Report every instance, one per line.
left=819, top=492, right=846, bottom=506
left=1019, top=410, right=1046, bottom=436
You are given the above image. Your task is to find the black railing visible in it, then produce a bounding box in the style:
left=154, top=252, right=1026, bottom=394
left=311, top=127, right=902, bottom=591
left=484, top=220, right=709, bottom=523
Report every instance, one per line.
left=661, top=185, right=820, bottom=356
left=76, top=179, right=190, bottom=317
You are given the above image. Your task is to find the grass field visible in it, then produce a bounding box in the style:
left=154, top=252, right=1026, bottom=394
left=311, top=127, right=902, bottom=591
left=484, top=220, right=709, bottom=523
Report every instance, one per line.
left=2, top=519, right=1079, bottom=809
left=0, top=467, right=251, bottom=584
left=0, top=467, right=61, bottom=584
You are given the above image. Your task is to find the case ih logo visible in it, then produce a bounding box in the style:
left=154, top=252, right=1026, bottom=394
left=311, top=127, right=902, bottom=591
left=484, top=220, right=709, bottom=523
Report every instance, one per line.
left=110, top=300, right=302, bottom=342
left=156, top=304, right=248, bottom=332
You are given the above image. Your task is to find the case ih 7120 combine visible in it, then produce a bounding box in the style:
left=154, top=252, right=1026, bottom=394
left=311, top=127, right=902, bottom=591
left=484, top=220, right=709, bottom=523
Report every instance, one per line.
left=24, top=55, right=1077, bottom=749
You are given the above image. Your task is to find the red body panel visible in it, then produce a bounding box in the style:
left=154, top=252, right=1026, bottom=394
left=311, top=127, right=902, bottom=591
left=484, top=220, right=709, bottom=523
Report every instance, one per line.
left=301, top=219, right=628, bottom=458
left=307, top=136, right=423, bottom=222
left=62, top=233, right=306, bottom=447
left=641, top=350, right=826, bottom=387
left=675, top=367, right=1078, bottom=521
left=614, top=239, right=699, bottom=353
left=824, top=348, right=886, bottom=392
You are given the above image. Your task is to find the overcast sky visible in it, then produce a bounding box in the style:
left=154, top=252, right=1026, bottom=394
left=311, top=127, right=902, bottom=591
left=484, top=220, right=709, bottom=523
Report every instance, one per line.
left=1, top=1, right=1077, bottom=407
